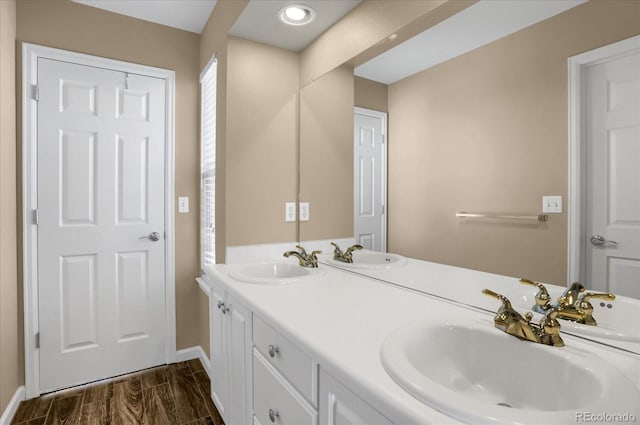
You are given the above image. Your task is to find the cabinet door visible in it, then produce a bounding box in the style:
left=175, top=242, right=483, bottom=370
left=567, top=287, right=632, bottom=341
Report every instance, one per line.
left=209, top=280, right=227, bottom=417
left=319, top=369, right=393, bottom=425
left=228, top=293, right=253, bottom=425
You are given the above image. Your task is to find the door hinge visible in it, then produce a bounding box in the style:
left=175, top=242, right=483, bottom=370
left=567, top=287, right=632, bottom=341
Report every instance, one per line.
left=32, top=209, right=39, bottom=225
left=35, top=332, right=40, bottom=349
left=381, top=205, right=385, bottom=215
left=32, top=84, right=39, bottom=101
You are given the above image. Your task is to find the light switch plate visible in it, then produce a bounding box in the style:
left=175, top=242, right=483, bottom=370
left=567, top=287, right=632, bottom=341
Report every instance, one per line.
left=178, top=197, right=189, bottom=213
left=285, top=202, right=296, bottom=222
left=299, top=202, right=310, bottom=221
left=542, top=196, right=562, bottom=213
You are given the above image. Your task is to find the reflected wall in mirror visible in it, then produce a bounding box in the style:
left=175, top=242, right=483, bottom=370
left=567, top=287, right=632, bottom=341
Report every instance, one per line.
left=298, top=1, right=640, bottom=290
left=299, top=65, right=354, bottom=241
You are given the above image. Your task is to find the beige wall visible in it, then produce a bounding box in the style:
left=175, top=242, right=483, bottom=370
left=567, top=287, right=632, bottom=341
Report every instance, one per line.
left=354, top=76, right=388, bottom=112
left=225, top=36, right=299, bottom=246
left=0, top=0, right=19, bottom=413
left=387, top=0, right=640, bottom=285
left=16, top=0, right=203, bottom=356
left=300, top=65, right=354, bottom=241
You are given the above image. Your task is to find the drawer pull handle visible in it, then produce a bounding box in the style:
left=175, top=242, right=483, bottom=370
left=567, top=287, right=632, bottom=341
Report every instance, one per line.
left=268, top=344, right=280, bottom=358
left=269, top=408, right=279, bottom=422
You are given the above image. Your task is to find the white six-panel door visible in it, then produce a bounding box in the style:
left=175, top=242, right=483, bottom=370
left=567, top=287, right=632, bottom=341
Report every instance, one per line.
left=586, top=50, right=640, bottom=299
left=37, top=58, right=167, bottom=391
left=354, top=108, right=387, bottom=252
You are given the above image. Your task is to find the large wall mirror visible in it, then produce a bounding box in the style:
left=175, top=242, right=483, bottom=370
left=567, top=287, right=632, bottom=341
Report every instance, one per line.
left=298, top=0, right=640, bottom=317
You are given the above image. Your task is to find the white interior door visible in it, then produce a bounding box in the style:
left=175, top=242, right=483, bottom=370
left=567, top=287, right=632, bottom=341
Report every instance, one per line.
left=37, top=58, right=167, bottom=391
left=354, top=107, right=387, bottom=252
left=585, top=50, right=640, bottom=299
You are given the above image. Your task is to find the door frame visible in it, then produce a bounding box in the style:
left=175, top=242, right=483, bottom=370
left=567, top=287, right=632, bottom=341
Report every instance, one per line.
left=21, top=43, right=176, bottom=398
left=567, top=35, right=640, bottom=285
left=354, top=107, right=388, bottom=252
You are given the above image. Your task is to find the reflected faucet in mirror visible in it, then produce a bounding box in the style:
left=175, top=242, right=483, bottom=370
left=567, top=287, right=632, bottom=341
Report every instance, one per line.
left=519, top=279, right=616, bottom=326
left=283, top=245, right=322, bottom=268
left=331, top=242, right=363, bottom=263
left=483, top=289, right=564, bottom=347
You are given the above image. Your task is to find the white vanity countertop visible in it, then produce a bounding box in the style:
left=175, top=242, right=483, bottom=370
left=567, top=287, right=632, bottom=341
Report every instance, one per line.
left=204, top=262, right=640, bottom=425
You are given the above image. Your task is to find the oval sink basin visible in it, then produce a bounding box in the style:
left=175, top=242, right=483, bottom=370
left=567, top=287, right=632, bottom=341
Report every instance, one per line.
left=516, top=294, right=640, bottom=343
left=227, top=262, right=323, bottom=285
left=325, top=251, right=407, bottom=269
left=381, top=322, right=639, bottom=424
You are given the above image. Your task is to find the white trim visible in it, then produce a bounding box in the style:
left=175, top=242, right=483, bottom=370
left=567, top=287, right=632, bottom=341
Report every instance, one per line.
left=354, top=106, right=388, bottom=252
left=567, top=35, right=640, bottom=285
left=21, top=43, right=176, bottom=397
left=0, top=386, right=25, bottom=425
left=175, top=346, right=212, bottom=379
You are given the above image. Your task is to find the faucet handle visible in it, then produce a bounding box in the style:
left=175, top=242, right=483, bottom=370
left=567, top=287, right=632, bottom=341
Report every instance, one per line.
left=519, top=278, right=552, bottom=312
left=482, top=289, right=513, bottom=308
left=578, top=292, right=615, bottom=303
left=295, top=245, right=308, bottom=256
left=330, top=242, right=343, bottom=255
left=309, top=250, right=322, bottom=267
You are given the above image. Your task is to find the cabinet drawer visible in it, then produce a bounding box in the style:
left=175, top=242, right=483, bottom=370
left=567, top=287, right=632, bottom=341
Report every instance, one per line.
left=254, top=315, right=316, bottom=405
left=253, top=349, right=316, bottom=425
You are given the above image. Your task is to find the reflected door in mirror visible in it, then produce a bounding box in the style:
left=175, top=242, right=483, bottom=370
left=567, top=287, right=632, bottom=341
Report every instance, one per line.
left=586, top=51, right=640, bottom=299
left=354, top=108, right=387, bottom=252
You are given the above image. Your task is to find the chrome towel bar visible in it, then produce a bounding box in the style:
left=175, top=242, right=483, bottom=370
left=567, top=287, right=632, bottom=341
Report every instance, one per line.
left=456, top=212, right=549, bottom=222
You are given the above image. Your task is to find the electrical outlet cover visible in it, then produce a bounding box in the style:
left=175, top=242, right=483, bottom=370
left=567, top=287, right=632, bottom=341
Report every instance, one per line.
left=285, top=202, right=296, bottom=222
left=299, top=202, right=309, bottom=221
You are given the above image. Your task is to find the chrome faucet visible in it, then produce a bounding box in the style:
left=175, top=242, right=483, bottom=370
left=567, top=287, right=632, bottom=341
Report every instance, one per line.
left=483, top=289, right=564, bottom=347
left=330, top=242, right=363, bottom=263
left=519, top=278, right=615, bottom=326
left=283, top=245, right=321, bottom=268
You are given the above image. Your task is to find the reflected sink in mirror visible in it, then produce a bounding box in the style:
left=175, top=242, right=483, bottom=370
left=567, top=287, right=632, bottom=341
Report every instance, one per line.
left=381, top=322, right=639, bottom=424
left=227, top=261, right=324, bottom=285
left=323, top=250, right=407, bottom=269
left=516, top=293, right=640, bottom=344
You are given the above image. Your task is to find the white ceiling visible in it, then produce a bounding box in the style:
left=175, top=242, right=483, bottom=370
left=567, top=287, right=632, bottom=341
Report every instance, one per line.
left=72, top=0, right=218, bottom=34
left=229, top=0, right=361, bottom=52
left=73, top=0, right=360, bottom=50
left=72, top=0, right=587, bottom=83
left=355, top=0, right=586, bottom=85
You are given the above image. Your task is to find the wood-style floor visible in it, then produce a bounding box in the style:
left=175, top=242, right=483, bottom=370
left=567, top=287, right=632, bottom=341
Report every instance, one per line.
left=11, top=360, right=224, bottom=425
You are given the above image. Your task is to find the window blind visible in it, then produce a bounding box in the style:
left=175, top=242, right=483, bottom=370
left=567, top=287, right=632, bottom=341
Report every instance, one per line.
left=200, top=59, right=217, bottom=270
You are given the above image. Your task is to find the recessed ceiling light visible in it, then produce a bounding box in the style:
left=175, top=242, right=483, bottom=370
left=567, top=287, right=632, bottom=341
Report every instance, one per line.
left=278, top=4, right=316, bottom=26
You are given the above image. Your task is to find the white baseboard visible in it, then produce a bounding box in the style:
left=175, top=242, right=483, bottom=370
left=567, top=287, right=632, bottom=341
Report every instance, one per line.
left=175, top=346, right=211, bottom=379
left=0, top=386, right=25, bottom=425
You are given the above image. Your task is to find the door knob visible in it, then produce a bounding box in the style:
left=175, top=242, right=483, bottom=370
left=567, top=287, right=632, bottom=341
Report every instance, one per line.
left=268, top=408, right=279, bottom=423
left=590, top=235, right=617, bottom=247
left=139, top=231, right=161, bottom=242
left=268, top=345, right=279, bottom=358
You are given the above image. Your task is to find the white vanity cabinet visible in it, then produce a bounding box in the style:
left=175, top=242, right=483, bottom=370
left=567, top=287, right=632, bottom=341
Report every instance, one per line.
left=319, top=369, right=393, bottom=425
left=208, top=278, right=253, bottom=425
left=252, top=315, right=318, bottom=425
